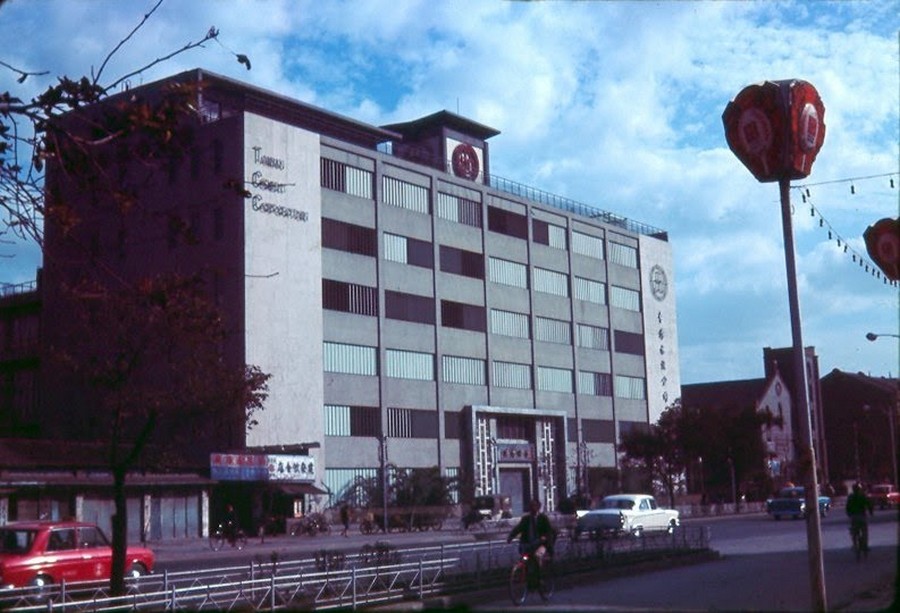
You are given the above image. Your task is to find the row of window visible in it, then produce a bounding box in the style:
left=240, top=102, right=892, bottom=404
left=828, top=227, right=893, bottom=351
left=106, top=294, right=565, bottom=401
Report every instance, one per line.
left=324, top=404, right=634, bottom=447
left=324, top=280, right=640, bottom=354
left=321, top=158, right=638, bottom=267
left=324, top=220, right=641, bottom=312
left=324, top=341, right=646, bottom=397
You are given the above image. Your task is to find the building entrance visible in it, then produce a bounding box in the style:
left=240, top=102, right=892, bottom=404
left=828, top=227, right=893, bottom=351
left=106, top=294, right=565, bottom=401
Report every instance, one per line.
left=499, top=468, right=530, bottom=516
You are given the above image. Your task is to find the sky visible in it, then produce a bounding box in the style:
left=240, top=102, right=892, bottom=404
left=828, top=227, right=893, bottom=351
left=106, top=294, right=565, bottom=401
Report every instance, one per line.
left=1, top=0, right=897, bottom=386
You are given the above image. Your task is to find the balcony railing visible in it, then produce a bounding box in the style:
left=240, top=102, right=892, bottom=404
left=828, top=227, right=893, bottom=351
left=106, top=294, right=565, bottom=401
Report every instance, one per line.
left=376, top=142, right=667, bottom=240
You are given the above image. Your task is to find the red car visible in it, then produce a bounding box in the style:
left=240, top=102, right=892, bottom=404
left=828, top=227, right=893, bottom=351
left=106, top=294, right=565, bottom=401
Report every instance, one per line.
left=0, top=520, right=154, bottom=588
left=868, top=484, right=900, bottom=510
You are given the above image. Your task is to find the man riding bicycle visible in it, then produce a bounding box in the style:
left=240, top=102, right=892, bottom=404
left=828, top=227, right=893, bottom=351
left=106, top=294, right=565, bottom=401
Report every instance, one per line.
left=507, top=499, right=555, bottom=559
left=845, top=483, right=873, bottom=555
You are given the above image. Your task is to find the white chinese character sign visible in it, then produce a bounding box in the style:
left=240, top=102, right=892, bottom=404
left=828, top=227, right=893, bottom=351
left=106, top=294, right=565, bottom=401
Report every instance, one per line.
left=640, top=237, right=681, bottom=424
left=210, top=453, right=316, bottom=482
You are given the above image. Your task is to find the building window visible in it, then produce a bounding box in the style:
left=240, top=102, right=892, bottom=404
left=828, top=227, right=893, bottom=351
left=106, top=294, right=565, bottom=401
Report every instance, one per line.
left=608, top=242, right=638, bottom=268
left=574, top=277, right=606, bottom=304
left=321, top=158, right=373, bottom=199
left=537, top=366, right=573, bottom=393
left=323, top=279, right=378, bottom=316
left=614, top=330, right=644, bottom=355
left=572, top=231, right=604, bottom=259
left=487, top=206, right=528, bottom=239
left=619, top=420, right=650, bottom=440
left=383, top=176, right=430, bottom=214
left=533, top=267, right=569, bottom=297
left=582, top=418, right=616, bottom=443
left=322, top=218, right=377, bottom=257
left=615, top=375, right=646, bottom=400
left=490, top=309, right=530, bottom=339
left=578, top=371, right=613, bottom=396
left=324, top=468, right=378, bottom=506
left=385, top=291, right=435, bottom=325
left=444, top=411, right=463, bottom=439
left=488, top=257, right=528, bottom=288
left=387, top=407, right=439, bottom=438
left=610, top=286, right=641, bottom=311
left=535, top=317, right=571, bottom=344
left=497, top=415, right=530, bottom=440
left=441, top=300, right=486, bottom=332
left=324, top=404, right=381, bottom=437
left=577, top=324, right=610, bottom=350
left=442, top=355, right=487, bottom=385
left=493, top=361, right=532, bottom=389
left=437, top=192, right=482, bottom=227
left=440, top=245, right=484, bottom=279
left=324, top=342, right=377, bottom=376
left=533, top=219, right=567, bottom=249
left=385, top=349, right=434, bottom=380
left=384, top=233, right=434, bottom=268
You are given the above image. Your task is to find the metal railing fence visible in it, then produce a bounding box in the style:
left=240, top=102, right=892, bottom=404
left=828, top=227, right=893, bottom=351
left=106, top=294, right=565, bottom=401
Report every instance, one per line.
left=0, top=526, right=710, bottom=611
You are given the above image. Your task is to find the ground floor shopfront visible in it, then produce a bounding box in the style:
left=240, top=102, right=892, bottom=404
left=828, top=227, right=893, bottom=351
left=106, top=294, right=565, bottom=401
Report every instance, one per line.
left=0, top=472, right=212, bottom=542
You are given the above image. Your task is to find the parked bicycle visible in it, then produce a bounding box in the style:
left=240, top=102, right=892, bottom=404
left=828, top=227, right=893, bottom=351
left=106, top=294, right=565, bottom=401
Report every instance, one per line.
left=210, top=522, right=247, bottom=551
left=290, top=512, right=332, bottom=537
left=508, top=545, right=554, bottom=605
left=359, top=513, right=379, bottom=535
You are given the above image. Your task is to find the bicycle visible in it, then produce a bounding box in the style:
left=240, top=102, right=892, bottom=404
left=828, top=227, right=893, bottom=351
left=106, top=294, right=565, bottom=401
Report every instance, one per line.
left=508, top=545, right=554, bottom=606
left=359, top=515, right=379, bottom=535
left=850, top=518, right=868, bottom=561
left=210, top=523, right=248, bottom=551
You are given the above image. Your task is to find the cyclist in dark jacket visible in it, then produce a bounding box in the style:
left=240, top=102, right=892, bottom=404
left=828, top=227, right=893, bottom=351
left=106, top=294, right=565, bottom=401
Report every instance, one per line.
left=845, top=483, right=873, bottom=553
left=507, top=499, right=555, bottom=556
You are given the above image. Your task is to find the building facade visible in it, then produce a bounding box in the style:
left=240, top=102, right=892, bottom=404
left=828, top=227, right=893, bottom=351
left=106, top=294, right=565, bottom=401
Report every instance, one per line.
left=681, top=368, right=795, bottom=492
left=820, top=369, right=898, bottom=490
left=39, top=69, right=680, bottom=517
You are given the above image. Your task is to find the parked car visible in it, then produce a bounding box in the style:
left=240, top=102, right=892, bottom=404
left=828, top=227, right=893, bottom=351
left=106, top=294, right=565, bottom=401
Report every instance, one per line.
left=765, top=486, right=831, bottom=520
left=574, top=494, right=680, bottom=539
left=0, top=520, right=154, bottom=588
left=867, top=484, right=900, bottom=510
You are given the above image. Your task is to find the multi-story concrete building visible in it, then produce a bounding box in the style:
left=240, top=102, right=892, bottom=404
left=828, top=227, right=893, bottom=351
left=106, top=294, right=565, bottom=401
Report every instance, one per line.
left=40, top=69, right=680, bottom=517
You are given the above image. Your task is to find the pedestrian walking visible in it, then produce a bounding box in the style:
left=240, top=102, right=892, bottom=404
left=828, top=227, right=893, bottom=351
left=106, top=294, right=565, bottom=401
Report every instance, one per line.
left=340, top=502, right=350, bottom=537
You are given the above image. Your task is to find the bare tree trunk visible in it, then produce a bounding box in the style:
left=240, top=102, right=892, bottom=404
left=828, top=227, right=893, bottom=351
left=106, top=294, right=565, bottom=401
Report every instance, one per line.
left=110, top=466, right=128, bottom=596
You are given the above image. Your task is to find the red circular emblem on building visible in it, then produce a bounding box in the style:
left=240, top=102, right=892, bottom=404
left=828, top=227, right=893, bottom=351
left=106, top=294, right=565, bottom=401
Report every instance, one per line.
left=451, top=143, right=480, bottom=180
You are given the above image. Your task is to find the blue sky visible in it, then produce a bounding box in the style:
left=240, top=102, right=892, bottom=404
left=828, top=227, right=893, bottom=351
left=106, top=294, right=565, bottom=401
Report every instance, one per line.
left=1, top=0, right=897, bottom=385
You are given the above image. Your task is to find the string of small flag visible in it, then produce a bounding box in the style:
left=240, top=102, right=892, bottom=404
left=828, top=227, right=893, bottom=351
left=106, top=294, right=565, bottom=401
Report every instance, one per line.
left=791, top=172, right=898, bottom=287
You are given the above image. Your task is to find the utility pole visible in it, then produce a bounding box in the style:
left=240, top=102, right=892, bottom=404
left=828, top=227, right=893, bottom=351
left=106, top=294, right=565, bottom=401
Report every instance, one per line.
left=779, top=177, right=826, bottom=612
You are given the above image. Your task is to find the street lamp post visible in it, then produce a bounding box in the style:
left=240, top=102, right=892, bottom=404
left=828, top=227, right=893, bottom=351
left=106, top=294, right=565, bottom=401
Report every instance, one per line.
left=379, top=436, right=389, bottom=533
left=863, top=403, right=899, bottom=489
left=865, top=332, right=900, bottom=341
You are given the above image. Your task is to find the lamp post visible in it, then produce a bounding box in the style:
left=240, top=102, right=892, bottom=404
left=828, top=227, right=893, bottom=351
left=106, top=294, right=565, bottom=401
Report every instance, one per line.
left=379, top=436, right=389, bottom=533
left=865, top=332, right=900, bottom=341
left=863, top=332, right=899, bottom=487
left=862, top=403, right=899, bottom=489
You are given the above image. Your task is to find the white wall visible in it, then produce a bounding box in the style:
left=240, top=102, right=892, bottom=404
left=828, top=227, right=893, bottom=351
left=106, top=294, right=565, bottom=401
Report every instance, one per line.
left=639, top=236, right=682, bottom=424
left=243, top=114, right=324, bottom=458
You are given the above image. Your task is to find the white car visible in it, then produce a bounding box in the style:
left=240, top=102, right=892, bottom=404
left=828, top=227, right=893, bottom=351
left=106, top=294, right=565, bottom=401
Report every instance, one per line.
left=575, top=494, right=680, bottom=539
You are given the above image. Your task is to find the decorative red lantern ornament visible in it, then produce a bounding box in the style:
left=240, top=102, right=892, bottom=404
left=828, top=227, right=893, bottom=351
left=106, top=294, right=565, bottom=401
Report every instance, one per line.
left=864, top=217, right=900, bottom=281
left=722, top=79, right=826, bottom=182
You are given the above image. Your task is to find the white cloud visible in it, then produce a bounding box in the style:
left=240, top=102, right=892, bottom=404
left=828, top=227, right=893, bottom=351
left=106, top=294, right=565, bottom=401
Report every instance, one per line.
left=1, top=0, right=896, bottom=385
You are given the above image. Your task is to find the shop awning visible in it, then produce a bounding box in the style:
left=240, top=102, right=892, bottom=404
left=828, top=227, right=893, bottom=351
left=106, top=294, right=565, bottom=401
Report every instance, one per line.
left=274, top=483, right=328, bottom=496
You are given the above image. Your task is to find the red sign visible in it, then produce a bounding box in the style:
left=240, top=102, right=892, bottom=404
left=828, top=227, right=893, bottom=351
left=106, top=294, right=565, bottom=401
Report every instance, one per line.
left=864, top=217, right=900, bottom=281
left=722, top=80, right=826, bottom=182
